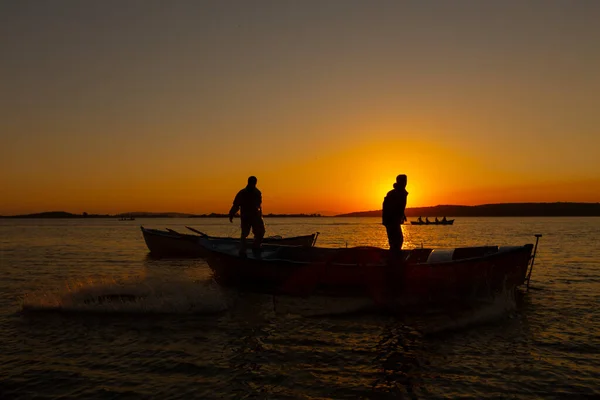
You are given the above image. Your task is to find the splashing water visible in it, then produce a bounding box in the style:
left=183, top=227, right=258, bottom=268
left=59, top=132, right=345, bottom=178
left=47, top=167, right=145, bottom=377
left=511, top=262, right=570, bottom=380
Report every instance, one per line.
left=21, top=275, right=229, bottom=315
left=20, top=270, right=519, bottom=329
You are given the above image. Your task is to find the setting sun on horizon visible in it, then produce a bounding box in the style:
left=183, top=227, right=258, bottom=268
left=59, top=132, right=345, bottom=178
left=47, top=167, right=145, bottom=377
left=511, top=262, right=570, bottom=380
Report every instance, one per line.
left=1, top=1, right=599, bottom=216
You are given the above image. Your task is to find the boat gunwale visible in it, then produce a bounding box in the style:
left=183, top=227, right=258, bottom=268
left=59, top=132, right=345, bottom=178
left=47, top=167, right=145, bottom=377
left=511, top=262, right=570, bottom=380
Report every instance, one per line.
left=141, top=226, right=317, bottom=242
left=204, top=243, right=534, bottom=267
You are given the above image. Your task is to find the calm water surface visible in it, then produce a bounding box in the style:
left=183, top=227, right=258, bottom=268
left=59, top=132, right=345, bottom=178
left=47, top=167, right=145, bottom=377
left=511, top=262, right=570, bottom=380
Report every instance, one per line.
left=0, top=217, right=599, bottom=399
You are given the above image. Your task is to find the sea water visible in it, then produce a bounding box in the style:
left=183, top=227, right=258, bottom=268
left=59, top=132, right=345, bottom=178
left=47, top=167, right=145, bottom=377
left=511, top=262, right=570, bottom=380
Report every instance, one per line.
left=1, top=217, right=598, bottom=399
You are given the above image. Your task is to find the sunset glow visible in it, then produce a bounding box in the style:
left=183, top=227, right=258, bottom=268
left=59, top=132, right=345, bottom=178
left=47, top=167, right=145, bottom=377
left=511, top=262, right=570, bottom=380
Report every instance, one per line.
left=1, top=1, right=599, bottom=215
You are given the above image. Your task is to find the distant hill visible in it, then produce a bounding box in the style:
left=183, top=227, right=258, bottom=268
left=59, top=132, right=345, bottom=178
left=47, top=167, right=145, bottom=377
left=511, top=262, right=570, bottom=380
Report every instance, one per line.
left=335, top=202, right=600, bottom=217
left=117, top=212, right=195, bottom=218
left=1, top=211, right=111, bottom=218
left=188, top=213, right=229, bottom=218
left=4, top=203, right=599, bottom=218
left=264, top=213, right=322, bottom=218
left=190, top=213, right=323, bottom=218
left=1, top=211, right=324, bottom=218
left=338, top=210, right=382, bottom=218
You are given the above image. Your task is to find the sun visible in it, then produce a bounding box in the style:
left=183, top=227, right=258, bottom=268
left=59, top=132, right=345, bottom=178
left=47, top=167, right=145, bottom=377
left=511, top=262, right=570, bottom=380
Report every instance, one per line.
left=359, top=175, right=399, bottom=211
left=363, top=173, right=427, bottom=210
left=374, top=179, right=393, bottom=204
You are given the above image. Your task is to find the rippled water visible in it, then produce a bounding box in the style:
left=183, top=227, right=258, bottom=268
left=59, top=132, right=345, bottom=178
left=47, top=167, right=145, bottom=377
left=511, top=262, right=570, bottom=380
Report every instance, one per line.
left=0, top=217, right=598, bottom=399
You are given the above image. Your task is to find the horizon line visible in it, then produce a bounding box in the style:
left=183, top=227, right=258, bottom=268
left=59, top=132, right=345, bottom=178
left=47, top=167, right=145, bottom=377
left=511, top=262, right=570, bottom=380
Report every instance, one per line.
left=2, top=201, right=599, bottom=218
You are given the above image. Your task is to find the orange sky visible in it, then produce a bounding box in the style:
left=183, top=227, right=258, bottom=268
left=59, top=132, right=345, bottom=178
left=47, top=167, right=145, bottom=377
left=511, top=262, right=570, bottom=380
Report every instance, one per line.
left=1, top=1, right=599, bottom=215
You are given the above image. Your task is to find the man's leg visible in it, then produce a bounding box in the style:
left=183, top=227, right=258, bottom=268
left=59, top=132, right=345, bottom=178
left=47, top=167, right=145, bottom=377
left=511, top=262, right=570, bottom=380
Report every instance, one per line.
left=385, top=225, right=396, bottom=249
left=386, top=225, right=402, bottom=253
left=239, top=220, right=251, bottom=256
left=251, top=217, right=265, bottom=257
left=398, top=224, right=404, bottom=250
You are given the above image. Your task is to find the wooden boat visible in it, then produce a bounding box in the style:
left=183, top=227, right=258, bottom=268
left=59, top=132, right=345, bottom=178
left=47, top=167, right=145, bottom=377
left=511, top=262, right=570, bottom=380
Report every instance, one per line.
left=140, top=226, right=319, bottom=258
left=201, top=238, right=538, bottom=307
left=410, top=219, right=454, bottom=225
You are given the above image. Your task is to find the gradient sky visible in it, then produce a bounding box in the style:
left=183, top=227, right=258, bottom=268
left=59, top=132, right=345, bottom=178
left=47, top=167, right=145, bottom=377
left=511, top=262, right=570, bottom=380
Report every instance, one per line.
left=1, top=0, right=599, bottom=215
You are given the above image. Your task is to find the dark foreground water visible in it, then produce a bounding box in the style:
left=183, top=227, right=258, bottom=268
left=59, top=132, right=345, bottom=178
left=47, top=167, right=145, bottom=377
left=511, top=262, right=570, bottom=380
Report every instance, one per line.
left=0, top=217, right=598, bottom=399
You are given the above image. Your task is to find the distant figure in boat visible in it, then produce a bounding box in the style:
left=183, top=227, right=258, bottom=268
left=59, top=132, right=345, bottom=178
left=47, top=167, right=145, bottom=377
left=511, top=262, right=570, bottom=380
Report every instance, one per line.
left=426, top=217, right=431, bottom=224
left=228, top=176, right=265, bottom=257
left=442, top=216, right=447, bottom=222
left=435, top=217, right=439, bottom=223
left=417, top=216, right=423, bottom=223
left=382, top=174, right=408, bottom=252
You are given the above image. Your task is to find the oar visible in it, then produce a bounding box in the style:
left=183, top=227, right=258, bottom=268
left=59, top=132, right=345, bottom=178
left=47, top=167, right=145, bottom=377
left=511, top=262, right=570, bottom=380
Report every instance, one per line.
left=185, top=226, right=208, bottom=237
left=526, top=234, right=542, bottom=291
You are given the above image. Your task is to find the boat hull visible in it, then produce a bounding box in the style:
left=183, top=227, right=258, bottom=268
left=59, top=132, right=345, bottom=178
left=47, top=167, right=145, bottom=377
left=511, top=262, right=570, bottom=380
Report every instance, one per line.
left=410, top=219, right=454, bottom=225
left=141, top=227, right=318, bottom=258
left=203, top=243, right=533, bottom=306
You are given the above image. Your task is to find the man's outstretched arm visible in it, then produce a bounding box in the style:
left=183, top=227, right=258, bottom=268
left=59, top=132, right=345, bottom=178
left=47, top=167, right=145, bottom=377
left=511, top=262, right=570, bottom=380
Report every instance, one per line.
left=229, top=191, right=241, bottom=222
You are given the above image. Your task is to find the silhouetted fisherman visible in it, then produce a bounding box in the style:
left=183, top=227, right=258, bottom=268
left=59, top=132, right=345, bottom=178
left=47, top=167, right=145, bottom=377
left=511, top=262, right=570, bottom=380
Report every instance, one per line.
left=228, top=176, right=265, bottom=257
left=382, top=174, right=408, bottom=253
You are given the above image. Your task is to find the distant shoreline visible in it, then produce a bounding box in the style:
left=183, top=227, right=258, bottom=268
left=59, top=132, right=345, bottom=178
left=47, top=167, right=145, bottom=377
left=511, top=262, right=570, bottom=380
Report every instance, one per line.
left=336, top=202, right=600, bottom=217
left=1, top=202, right=599, bottom=218
left=0, top=212, right=325, bottom=219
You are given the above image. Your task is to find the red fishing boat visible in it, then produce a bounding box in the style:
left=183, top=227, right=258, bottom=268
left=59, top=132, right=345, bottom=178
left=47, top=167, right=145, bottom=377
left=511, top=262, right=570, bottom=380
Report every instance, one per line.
left=200, top=236, right=541, bottom=307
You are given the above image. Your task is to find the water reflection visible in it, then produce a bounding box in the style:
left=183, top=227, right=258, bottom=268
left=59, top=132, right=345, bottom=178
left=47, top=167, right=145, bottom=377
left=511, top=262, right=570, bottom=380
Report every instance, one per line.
left=371, top=319, right=425, bottom=399
left=142, top=255, right=214, bottom=282
left=221, top=293, right=284, bottom=398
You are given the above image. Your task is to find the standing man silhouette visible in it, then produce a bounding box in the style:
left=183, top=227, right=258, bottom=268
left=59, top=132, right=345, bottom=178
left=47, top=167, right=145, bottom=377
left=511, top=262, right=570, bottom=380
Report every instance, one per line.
left=382, top=174, right=408, bottom=253
left=228, top=176, right=265, bottom=257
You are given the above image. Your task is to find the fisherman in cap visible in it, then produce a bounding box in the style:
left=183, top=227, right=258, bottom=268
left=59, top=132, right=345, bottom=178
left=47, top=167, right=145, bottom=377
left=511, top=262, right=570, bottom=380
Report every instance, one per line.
left=382, top=174, right=408, bottom=253
left=228, top=176, right=265, bottom=257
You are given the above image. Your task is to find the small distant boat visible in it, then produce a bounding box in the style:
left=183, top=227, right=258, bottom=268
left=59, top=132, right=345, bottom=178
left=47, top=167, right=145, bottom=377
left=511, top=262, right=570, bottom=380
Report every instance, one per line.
left=199, top=238, right=537, bottom=306
left=141, top=226, right=319, bottom=258
left=410, top=219, right=454, bottom=225
left=119, top=217, right=136, bottom=221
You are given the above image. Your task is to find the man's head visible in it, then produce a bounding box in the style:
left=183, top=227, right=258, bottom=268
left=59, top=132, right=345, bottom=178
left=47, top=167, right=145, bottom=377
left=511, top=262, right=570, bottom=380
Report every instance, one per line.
left=247, top=176, right=258, bottom=187
left=395, top=174, right=407, bottom=188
